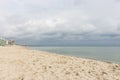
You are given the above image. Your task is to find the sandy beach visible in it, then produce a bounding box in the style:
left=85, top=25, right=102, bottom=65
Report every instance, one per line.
left=0, top=46, right=120, bottom=80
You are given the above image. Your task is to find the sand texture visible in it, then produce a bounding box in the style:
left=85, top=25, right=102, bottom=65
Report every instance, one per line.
left=0, top=46, right=120, bottom=80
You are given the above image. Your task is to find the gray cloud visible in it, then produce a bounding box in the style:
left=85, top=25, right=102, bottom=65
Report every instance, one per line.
left=0, top=0, right=120, bottom=45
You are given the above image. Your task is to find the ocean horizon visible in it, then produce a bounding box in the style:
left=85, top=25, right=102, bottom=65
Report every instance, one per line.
left=29, top=46, right=120, bottom=64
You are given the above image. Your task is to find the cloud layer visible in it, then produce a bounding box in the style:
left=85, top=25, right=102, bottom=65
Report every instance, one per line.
left=0, top=0, right=120, bottom=45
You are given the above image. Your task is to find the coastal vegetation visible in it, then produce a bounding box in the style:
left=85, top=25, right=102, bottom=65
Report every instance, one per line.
left=0, top=39, right=6, bottom=46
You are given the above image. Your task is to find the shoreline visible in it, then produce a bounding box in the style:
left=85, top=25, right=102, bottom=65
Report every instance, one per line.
left=28, top=46, right=120, bottom=64
left=0, top=45, right=120, bottom=80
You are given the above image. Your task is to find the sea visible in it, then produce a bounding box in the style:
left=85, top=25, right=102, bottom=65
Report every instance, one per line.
left=29, top=46, right=120, bottom=64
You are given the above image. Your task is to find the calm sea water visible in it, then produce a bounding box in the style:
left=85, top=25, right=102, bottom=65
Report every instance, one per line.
left=29, top=46, right=120, bottom=64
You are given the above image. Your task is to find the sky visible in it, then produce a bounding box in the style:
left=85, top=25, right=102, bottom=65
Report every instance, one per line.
left=0, top=0, right=120, bottom=46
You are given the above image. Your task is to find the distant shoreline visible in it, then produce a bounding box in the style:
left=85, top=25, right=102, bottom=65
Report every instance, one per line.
left=29, top=46, right=120, bottom=64
left=17, top=44, right=120, bottom=47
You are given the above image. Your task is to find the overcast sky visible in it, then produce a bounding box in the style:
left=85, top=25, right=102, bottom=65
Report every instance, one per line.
left=0, top=0, right=120, bottom=46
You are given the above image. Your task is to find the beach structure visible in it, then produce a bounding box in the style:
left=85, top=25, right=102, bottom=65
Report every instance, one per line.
left=6, top=40, right=15, bottom=45
left=0, top=36, right=15, bottom=46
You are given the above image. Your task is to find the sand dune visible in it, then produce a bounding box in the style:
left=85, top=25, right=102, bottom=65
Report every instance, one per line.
left=0, top=46, right=120, bottom=80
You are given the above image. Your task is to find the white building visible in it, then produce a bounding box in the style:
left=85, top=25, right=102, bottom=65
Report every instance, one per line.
left=0, top=36, right=15, bottom=46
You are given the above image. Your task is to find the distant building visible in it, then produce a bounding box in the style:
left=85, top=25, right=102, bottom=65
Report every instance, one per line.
left=0, top=36, right=15, bottom=46
left=6, top=40, right=15, bottom=45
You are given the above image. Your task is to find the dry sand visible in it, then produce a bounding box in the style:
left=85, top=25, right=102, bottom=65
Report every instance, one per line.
left=0, top=46, right=120, bottom=80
